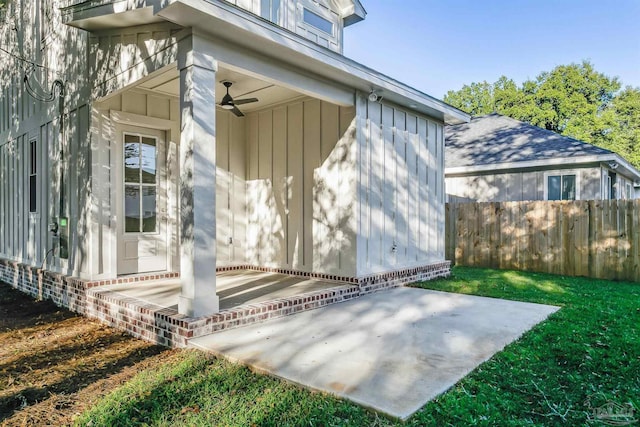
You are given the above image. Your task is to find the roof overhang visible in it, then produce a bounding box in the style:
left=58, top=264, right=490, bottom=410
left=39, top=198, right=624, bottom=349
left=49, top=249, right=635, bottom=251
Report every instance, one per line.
left=61, top=0, right=166, bottom=31
left=446, top=153, right=640, bottom=181
left=333, top=0, right=367, bottom=26
left=156, top=0, right=468, bottom=124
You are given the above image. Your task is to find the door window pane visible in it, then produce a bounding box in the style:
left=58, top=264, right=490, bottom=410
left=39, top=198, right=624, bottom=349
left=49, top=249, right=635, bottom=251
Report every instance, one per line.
left=562, top=175, right=576, bottom=200
left=142, top=186, right=157, bottom=232
left=141, top=137, right=157, bottom=184
left=124, top=133, right=159, bottom=233
left=124, top=185, right=141, bottom=232
left=124, top=136, right=140, bottom=183
left=548, top=176, right=561, bottom=200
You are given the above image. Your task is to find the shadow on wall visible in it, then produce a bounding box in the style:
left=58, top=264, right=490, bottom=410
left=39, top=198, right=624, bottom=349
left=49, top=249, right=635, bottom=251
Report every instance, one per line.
left=244, top=101, right=356, bottom=277
left=0, top=0, right=92, bottom=279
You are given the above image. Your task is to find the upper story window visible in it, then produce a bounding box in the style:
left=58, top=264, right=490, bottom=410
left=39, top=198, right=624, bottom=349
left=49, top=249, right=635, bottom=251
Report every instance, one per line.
left=303, top=8, right=333, bottom=34
left=547, top=173, right=576, bottom=200
left=260, top=0, right=281, bottom=24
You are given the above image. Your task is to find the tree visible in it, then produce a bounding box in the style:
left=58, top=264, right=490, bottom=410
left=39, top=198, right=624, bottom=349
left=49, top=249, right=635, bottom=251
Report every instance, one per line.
left=444, top=61, right=640, bottom=168
left=443, top=81, right=495, bottom=116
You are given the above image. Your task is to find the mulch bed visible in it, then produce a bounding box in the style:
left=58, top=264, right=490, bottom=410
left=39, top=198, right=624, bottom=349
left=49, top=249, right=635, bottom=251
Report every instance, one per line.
left=0, top=283, right=177, bottom=426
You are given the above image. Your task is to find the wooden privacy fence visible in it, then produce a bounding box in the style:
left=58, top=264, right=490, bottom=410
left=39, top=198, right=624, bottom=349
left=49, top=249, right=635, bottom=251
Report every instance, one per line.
left=446, top=200, right=640, bottom=282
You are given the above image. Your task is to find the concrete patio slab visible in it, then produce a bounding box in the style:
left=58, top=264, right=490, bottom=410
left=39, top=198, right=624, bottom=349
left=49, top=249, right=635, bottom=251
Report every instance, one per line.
left=189, top=287, right=559, bottom=420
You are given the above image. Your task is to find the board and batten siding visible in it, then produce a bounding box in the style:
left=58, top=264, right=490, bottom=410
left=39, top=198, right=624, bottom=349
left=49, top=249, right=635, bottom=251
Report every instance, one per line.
left=93, top=90, right=247, bottom=276
left=446, top=167, right=604, bottom=203
left=215, top=110, right=247, bottom=267
left=89, top=23, right=182, bottom=100
left=356, top=94, right=446, bottom=276
left=223, top=0, right=343, bottom=52
left=245, top=98, right=356, bottom=276
left=1, top=0, right=91, bottom=277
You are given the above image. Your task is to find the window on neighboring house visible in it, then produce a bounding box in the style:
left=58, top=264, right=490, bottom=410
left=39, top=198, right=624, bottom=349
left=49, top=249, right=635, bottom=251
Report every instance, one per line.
left=626, top=183, right=633, bottom=199
left=303, top=8, right=334, bottom=34
left=608, top=171, right=617, bottom=199
left=260, top=0, right=281, bottom=24
left=124, top=133, right=157, bottom=233
left=29, top=140, right=37, bottom=212
left=547, top=174, right=576, bottom=200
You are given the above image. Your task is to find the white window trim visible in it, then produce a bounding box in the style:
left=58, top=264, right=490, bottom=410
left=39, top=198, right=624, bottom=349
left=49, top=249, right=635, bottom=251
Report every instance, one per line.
left=543, top=170, right=581, bottom=201
left=298, top=0, right=337, bottom=38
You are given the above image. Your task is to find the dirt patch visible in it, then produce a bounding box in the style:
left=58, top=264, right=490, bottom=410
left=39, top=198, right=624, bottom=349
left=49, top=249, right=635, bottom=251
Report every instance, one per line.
left=0, top=282, right=176, bottom=427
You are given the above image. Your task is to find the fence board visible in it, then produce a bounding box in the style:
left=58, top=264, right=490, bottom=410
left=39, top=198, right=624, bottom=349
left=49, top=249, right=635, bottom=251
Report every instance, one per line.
left=446, top=200, right=640, bottom=282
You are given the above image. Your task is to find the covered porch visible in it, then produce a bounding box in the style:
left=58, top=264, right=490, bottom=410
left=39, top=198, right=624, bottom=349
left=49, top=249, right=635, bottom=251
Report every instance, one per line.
left=81, top=0, right=466, bottom=324
left=96, top=269, right=355, bottom=311
left=86, top=269, right=360, bottom=347
left=85, top=6, right=369, bottom=317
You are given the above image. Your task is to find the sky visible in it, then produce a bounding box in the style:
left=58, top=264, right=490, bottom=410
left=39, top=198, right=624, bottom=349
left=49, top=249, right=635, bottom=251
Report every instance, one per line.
left=343, top=0, right=640, bottom=99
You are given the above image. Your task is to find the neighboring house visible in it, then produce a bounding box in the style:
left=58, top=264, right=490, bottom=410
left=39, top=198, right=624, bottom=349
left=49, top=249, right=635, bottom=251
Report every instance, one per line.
left=0, top=0, right=469, bottom=317
left=445, top=113, right=640, bottom=203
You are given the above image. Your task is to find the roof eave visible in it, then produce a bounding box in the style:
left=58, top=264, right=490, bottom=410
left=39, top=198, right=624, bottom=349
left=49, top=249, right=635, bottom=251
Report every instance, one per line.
left=340, top=0, right=367, bottom=26
left=446, top=153, right=640, bottom=181
left=157, top=0, right=468, bottom=124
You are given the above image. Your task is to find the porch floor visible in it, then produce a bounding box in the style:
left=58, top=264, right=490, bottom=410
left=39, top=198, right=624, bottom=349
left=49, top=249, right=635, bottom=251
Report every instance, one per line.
left=100, top=269, right=351, bottom=311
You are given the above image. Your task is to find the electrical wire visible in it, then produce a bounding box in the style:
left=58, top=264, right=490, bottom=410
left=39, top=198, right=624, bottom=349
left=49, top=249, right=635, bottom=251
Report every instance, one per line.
left=23, top=67, right=64, bottom=103
left=0, top=45, right=52, bottom=71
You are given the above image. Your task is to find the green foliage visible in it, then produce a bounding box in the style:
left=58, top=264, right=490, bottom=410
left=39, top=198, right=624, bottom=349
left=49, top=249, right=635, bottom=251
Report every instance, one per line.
left=444, top=61, right=640, bottom=168
left=77, top=267, right=639, bottom=426
left=411, top=267, right=640, bottom=426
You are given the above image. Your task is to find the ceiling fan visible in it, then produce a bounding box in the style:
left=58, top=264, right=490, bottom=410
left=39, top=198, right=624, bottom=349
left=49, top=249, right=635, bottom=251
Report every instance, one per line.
left=219, top=81, right=259, bottom=117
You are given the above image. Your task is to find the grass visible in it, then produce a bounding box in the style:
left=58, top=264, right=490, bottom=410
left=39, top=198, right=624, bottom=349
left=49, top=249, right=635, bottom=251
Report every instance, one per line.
left=409, top=267, right=640, bottom=426
left=73, top=350, right=388, bottom=427
left=67, top=268, right=640, bottom=425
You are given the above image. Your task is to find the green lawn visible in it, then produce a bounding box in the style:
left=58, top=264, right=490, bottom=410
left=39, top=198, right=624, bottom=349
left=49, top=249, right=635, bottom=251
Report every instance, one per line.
left=76, top=267, right=639, bottom=426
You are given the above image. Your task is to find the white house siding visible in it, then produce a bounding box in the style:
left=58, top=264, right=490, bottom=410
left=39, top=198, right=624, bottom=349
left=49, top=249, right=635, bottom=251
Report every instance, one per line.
left=0, top=0, right=91, bottom=277
left=245, top=98, right=357, bottom=276
left=356, top=94, right=446, bottom=276
left=92, top=90, right=247, bottom=277
left=215, top=110, right=247, bottom=267
left=223, top=0, right=343, bottom=52
left=89, top=23, right=183, bottom=100
left=446, top=167, right=604, bottom=202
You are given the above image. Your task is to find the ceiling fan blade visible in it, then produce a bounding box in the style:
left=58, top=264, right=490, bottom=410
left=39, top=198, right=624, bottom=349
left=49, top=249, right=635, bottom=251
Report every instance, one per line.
left=230, top=106, right=245, bottom=117
left=233, top=98, right=259, bottom=105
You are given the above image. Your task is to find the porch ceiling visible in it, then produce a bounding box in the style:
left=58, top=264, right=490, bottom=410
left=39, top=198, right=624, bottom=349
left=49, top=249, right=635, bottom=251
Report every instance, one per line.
left=137, top=66, right=305, bottom=113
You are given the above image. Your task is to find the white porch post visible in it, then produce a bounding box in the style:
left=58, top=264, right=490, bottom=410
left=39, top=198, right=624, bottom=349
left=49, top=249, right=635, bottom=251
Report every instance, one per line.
left=177, top=35, right=219, bottom=317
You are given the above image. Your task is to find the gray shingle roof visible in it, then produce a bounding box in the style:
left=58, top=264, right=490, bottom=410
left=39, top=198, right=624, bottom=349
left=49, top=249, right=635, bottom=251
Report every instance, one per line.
left=445, top=113, right=613, bottom=168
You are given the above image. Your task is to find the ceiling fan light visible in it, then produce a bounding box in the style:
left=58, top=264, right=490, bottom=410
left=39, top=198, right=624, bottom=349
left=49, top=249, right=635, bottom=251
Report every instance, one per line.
left=221, top=92, right=234, bottom=108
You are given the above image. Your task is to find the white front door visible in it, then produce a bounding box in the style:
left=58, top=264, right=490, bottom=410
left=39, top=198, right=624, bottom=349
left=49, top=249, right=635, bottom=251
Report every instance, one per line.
left=116, top=126, right=168, bottom=274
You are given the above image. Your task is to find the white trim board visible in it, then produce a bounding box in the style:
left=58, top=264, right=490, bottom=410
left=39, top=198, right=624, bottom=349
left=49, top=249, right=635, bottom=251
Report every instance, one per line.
left=110, top=110, right=176, bottom=131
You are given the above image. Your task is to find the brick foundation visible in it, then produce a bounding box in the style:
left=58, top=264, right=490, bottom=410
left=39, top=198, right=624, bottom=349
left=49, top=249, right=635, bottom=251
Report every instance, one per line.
left=0, top=257, right=451, bottom=348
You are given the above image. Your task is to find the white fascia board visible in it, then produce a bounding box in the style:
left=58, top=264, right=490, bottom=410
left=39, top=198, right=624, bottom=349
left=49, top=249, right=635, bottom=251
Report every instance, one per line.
left=446, top=153, right=640, bottom=181
left=611, top=154, right=640, bottom=181
left=338, top=0, right=367, bottom=26
left=446, top=154, right=615, bottom=175
left=157, top=0, right=469, bottom=124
